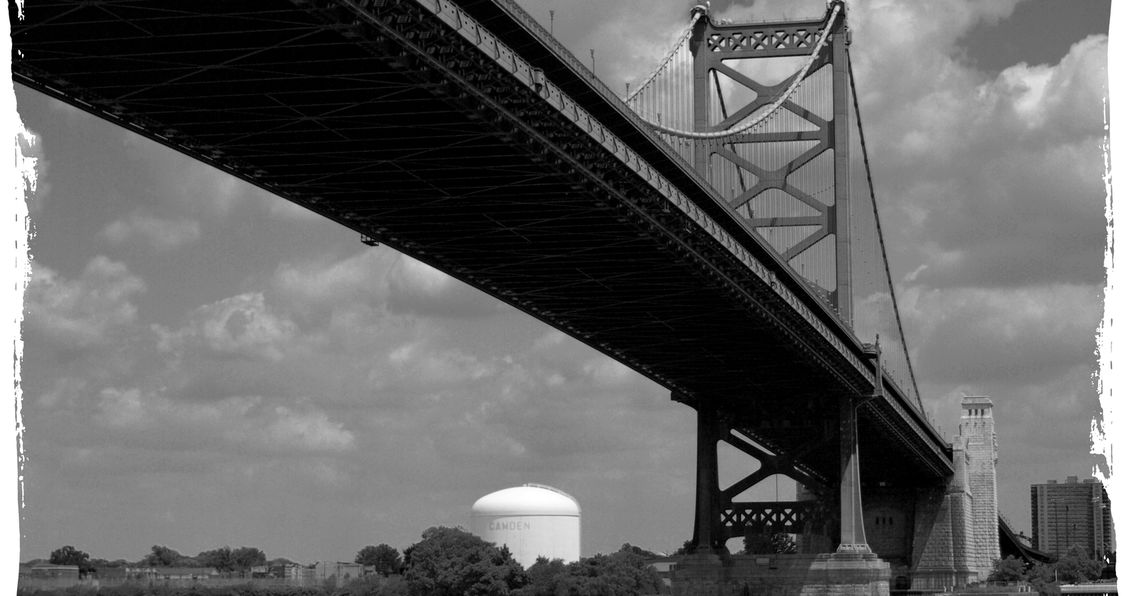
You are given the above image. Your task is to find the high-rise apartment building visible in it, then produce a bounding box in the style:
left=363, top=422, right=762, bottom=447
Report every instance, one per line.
left=1030, top=476, right=1114, bottom=561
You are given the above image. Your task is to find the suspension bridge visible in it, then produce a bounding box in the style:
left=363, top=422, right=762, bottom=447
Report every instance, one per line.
left=12, top=0, right=1021, bottom=593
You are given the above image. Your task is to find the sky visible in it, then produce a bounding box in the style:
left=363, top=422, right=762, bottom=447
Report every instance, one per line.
left=5, top=0, right=1121, bottom=570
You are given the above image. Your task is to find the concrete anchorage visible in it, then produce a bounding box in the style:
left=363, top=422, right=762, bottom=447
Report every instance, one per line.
left=908, top=397, right=1000, bottom=592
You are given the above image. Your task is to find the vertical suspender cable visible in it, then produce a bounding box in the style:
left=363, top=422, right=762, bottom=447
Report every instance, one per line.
left=848, top=53, right=923, bottom=414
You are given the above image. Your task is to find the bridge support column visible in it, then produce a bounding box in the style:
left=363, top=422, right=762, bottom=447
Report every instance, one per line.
left=838, top=394, right=872, bottom=554
left=692, top=399, right=726, bottom=555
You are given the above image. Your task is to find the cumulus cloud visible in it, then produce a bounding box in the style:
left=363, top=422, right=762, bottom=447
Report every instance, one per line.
left=101, top=211, right=201, bottom=251
left=373, top=342, right=497, bottom=395
left=94, top=388, right=355, bottom=454
left=582, top=357, right=636, bottom=386
left=274, top=250, right=502, bottom=321
left=859, top=29, right=1107, bottom=290
left=906, top=284, right=1100, bottom=385
left=266, top=196, right=326, bottom=222
left=25, top=256, right=146, bottom=348
left=273, top=249, right=391, bottom=316
left=122, top=130, right=247, bottom=218
left=18, top=124, right=50, bottom=215
left=155, top=292, right=297, bottom=361
left=386, top=254, right=502, bottom=318
left=255, top=405, right=356, bottom=452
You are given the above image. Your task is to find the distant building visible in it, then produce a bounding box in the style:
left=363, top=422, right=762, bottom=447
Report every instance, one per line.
left=17, top=564, right=80, bottom=591
left=314, top=561, right=364, bottom=586
left=1031, top=476, right=1114, bottom=560
left=122, top=566, right=219, bottom=582
left=647, top=556, right=678, bottom=588
left=269, top=562, right=309, bottom=581
left=91, top=566, right=129, bottom=581
left=23, top=564, right=79, bottom=580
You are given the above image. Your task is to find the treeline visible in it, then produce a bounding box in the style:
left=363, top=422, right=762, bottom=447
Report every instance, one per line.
left=988, top=545, right=1111, bottom=595
left=354, top=527, right=665, bottom=596
left=18, top=585, right=341, bottom=596
left=37, top=544, right=270, bottom=575
left=27, top=527, right=668, bottom=596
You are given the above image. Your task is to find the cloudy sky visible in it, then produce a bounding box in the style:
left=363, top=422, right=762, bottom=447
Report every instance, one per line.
left=9, top=0, right=1115, bottom=566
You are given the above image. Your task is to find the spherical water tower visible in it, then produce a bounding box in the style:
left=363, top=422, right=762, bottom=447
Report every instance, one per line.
left=471, top=484, right=580, bottom=569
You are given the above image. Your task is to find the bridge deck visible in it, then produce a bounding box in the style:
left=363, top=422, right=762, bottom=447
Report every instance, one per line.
left=11, top=0, right=951, bottom=484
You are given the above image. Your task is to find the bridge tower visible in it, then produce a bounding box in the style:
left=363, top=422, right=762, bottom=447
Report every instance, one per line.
left=689, top=0, right=854, bottom=322
left=685, top=0, right=868, bottom=554
left=671, top=3, right=891, bottom=594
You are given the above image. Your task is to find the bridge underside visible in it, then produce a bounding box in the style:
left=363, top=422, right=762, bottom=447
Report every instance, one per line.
left=12, top=0, right=950, bottom=486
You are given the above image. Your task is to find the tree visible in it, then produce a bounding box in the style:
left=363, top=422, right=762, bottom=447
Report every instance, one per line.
left=672, top=540, right=693, bottom=556
left=357, top=544, right=402, bottom=576
left=516, top=549, right=665, bottom=596
left=523, top=557, right=567, bottom=590
left=143, top=545, right=182, bottom=567
left=1022, top=547, right=1104, bottom=596
left=49, top=545, right=94, bottom=574
left=89, top=558, right=128, bottom=568
left=742, top=529, right=797, bottom=555
left=341, top=574, right=409, bottom=596
left=232, top=546, right=267, bottom=571
left=1052, top=545, right=1104, bottom=584
left=617, top=543, right=660, bottom=559
left=1026, top=559, right=1059, bottom=595
left=988, top=555, right=1027, bottom=582
left=402, top=526, right=527, bottom=596
left=198, top=547, right=235, bottom=573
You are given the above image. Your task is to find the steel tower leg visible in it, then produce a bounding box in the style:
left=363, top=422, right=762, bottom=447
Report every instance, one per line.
left=832, top=17, right=854, bottom=323
left=837, top=394, right=871, bottom=553
left=689, top=6, right=710, bottom=183
left=692, top=398, right=725, bottom=554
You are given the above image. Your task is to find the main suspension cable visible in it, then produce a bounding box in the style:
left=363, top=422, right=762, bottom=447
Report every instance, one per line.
left=848, top=53, right=925, bottom=415
left=625, top=10, right=703, bottom=104
left=633, top=2, right=841, bottom=140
